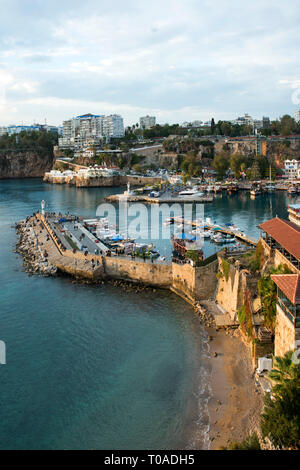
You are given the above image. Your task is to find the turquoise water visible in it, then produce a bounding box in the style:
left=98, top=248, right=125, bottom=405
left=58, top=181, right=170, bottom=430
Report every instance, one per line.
left=0, top=180, right=297, bottom=450
left=0, top=179, right=210, bottom=450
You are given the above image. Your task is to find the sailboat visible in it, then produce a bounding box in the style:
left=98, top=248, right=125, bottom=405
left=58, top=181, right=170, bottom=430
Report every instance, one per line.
left=265, top=166, right=275, bottom=193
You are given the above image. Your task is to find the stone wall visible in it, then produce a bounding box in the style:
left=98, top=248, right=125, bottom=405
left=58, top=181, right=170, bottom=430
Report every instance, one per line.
left=194, top=261, right=219, bottom=300
left=216, top=255, right=261, bottom=324
left=44, top=173, right=162, bottom=188
left=261, top=238, right=299, bottom=274
left=275, top=305, right=299, bottom=357
left=131, top=145, right=163, bottom=158
left=103, top=257, right=172, bottom=288
left=216, top=257, right=247, bottom=322
left=171, top=260, right=218, bottom=303
left=38, top=213, right=219, bottom=302
left=171, top=262, right=196, bottom=301
left=273, top=249, right=299, bottom=274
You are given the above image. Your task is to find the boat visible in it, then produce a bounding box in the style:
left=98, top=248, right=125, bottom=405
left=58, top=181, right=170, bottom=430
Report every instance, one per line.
left=227, top=183, right=239, bottom=194
left=192, top=228, right=212, bottom=238
left=214, top=235, right=236, bottom=244
left=265, top=166, right=275, bottom=192
left=287, top=185, right=297, bottom=195
left=178, top=187, right=204, bottom=197
left=213, top=185, right=222, bottom=194
left=171, top=235, right=203, bottom=260
left=250, top=187, right=262, bottom=196
left=265, top=184, right=275, bottom=193
left=164, top=217, right=175, bottom=226
left=149, top=191, right=160, bottom=198
left=211, top=233, right=223, bottom=242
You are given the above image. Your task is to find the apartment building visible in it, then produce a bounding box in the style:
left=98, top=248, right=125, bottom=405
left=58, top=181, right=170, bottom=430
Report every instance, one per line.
left=139, top=115, right=156, bottom=130
left=294, top=110, right=300, bottom=123
left=284, top=159, right=300, bottom=179
left=59, top=113, right=124, bottom=149
left=102, top=114, right=125, bottom=138
left=0, top=124, right=61, bottom=137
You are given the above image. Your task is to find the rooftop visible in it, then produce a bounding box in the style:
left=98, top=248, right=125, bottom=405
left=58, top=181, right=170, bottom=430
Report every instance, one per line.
left=271, top=274, right=300, bottom=304
left=259, top=217, right=300, bottom=261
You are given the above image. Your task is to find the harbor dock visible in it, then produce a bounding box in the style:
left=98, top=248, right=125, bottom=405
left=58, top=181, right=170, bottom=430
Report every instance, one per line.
left=105, top=193, right=214, bottom=204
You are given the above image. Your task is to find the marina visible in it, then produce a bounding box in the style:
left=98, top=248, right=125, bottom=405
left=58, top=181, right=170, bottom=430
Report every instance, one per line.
left=2, top=179, right=300, bottom=451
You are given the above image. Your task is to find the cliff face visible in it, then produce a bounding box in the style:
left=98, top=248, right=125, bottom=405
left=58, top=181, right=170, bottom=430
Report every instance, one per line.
left=267, top=141, right=300, bottom=167
left=0, top=152, right=54, bottom=179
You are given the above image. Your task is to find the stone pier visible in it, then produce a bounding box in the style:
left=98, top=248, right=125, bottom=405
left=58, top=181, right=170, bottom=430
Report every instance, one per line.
left=19, top=214, right=219, bottom=305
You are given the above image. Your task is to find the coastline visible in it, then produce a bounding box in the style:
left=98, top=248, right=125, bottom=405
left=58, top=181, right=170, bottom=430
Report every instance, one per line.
left=206, top=326, right=264, bottom=450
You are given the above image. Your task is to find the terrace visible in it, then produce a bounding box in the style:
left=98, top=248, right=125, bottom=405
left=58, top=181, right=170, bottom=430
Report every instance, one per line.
left=260, top=218, right=300, bottom=272
left=271, top=274, right=300, bottom=328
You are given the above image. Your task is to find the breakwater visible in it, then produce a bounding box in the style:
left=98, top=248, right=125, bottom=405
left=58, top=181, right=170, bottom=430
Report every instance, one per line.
left=16, top=213, right=219, bottom=312
left=105, top=193, right=214, bottom=204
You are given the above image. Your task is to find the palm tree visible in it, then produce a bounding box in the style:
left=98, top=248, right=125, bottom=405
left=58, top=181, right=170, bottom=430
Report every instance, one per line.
left=269, top=351, right=300, bottom=396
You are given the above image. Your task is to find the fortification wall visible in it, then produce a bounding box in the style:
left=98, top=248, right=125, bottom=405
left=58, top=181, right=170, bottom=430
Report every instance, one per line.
left=194, top=260, right=219, bottom=300
left=171, top=262, right=196, bottom=301
left=171, top=260, right=218, bottom=302
left=216, top=258, right=246, bottom=322
left=37, top=213, right=219, bottom=301
left=103, top=257, right=172, bottom=288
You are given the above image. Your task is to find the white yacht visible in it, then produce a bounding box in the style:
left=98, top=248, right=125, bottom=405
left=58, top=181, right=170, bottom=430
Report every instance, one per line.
left=178, top=187, right=204, bottom=197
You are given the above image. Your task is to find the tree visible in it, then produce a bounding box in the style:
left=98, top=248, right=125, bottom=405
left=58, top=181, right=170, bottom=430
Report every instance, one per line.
left=269, top=351, right=300, bottom=395
left=279, top=115, right=297, bottom=136
left=261, top=351, right=300, bottom=449
left=211, top=118, right=216, bottom=135
left=220, top=121, right=231, bottom=136
left=250, top=158, right=263, bottom=180
left=229, top=153, right=246, bottom=178
left=222, top=433, right=261, bottom=450
left=212, top=152, right=229, bottom=179
left=258, top=264, right=292, bottom=331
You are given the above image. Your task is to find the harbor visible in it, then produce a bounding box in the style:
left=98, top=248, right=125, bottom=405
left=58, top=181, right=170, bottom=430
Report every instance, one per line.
left=7, top=180, right=300, bottom=450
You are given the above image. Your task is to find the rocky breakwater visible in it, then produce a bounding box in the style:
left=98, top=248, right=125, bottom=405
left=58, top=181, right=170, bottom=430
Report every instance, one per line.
left=15, top=218, right=57, bottom=276
left=194, top=302, right=215, bottom=328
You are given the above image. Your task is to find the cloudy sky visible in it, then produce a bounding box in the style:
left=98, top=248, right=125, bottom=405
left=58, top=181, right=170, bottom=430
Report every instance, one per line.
left=0, top=0, right=299, bottom=126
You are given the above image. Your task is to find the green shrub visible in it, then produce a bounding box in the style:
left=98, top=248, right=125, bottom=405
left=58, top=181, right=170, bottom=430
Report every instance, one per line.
left=222, top=258, right=230, bottom=281
left=261, top=351, right=300, bottom=449
left=258, top=264, right=292, bottom=331
left=223, top=433, right=261, bottom=450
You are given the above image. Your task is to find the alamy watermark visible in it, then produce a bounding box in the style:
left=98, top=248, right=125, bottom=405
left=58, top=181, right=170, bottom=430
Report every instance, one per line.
left=95, top=200, right=205, bottom=250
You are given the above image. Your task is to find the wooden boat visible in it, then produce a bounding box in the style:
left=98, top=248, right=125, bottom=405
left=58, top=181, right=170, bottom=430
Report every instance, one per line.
left=171, top=236, right=203, bottom=260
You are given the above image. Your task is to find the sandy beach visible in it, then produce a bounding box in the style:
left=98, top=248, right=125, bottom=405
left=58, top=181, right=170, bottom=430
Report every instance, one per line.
left=206, top=327, right=264, bottom=450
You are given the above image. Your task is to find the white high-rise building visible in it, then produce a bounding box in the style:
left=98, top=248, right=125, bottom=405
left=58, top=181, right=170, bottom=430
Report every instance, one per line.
left=58, top=113, right=124, bottom=149
left=102, top=115, right=125, bottom=138
left=294, top=110, right=300, bottom=123
left=140, top=115, right=156, bottom=129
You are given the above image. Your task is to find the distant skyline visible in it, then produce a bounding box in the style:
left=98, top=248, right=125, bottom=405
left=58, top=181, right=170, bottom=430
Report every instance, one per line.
left=0, top=0, right=300, bottom=127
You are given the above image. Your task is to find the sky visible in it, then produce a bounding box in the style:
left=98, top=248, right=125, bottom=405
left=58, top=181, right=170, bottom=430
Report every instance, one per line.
left=0, top=0, right=300, bottom=127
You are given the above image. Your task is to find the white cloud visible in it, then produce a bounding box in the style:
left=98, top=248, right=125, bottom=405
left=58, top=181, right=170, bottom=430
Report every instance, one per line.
left=0, top=0, right=300, bottom=125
